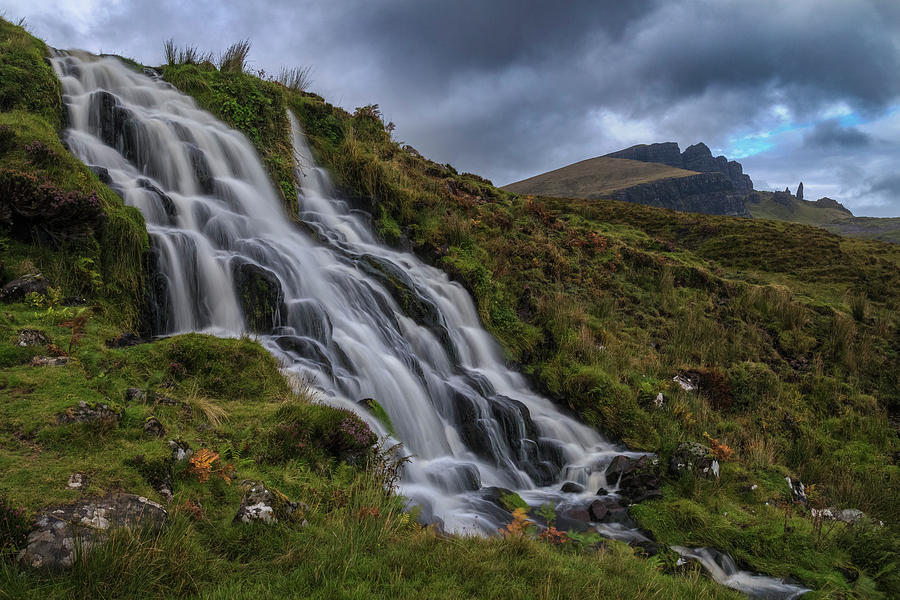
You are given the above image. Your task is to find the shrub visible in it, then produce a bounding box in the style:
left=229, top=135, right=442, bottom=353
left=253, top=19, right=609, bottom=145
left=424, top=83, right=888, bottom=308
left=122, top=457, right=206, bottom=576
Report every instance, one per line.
left=269, top=403, right=376, bottom=466
left=0, top=497, right=29, bottom=556
left=0, top=167, right=105, bottom=245
left=727, top=362, right=779, bottom=411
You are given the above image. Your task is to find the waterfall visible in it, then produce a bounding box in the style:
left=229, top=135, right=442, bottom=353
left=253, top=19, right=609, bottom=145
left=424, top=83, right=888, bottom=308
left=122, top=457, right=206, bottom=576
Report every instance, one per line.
left=51, top=52, right=807, bottom=598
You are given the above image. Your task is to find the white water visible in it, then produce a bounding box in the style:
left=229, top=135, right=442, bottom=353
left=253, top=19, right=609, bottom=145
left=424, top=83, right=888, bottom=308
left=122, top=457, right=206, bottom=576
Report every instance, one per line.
left=51, top=52, right=808, bottom=598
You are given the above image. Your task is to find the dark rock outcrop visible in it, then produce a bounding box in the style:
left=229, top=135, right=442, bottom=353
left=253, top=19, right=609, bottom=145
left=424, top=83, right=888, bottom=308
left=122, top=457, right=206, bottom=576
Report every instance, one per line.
left=796, top=182, right=804, bottom=200
left=606, top=141, right=754, bottom=192
left=611, top=172, right=751, bottom=217
left=57, top=401, right=121, bottom=426
left=670, top=442, right=719, bottom=478
left=231, top=259, right=286, bottom=333
left=606, top=142, right=683, bottom=168
left=234, top=481, right=308, bottom=525
left=0, top=274, right=49, bottom=302
left=19, top=493, right=167, bottom=570
left=814, top=197, right=853, bottom=215
left=605, top=455, right=662, bottom=503
left=17, top=329, right=50, bottom=347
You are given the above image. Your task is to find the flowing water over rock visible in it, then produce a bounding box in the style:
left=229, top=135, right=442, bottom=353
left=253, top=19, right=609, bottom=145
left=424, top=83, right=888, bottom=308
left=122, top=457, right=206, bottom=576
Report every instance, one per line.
left=51, top=52, right=807, bottom=598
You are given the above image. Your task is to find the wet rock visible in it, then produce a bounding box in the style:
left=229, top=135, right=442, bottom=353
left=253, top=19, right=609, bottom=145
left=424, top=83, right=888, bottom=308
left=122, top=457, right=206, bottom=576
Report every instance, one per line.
left=233, top=481, right=307, bottom=525
left=1, top=274, right=49, bottom=303
left=106, top=332, right=146, bottom=348
left=785, top=476, right=807, bottom=502
left=18, top=493, right=166, bottom=570
left=66, top=473, right=86, bottom=490
left=31, top=356, right=70, bottom=367
left=424, top=462, right=481, bottom=493
left=587, top=499, right=609, bottom=521
left=555, top=503, right=592, bottom=529
left=670, top=442, right=719, bottom=479
left=57, top=401, right=121, bottom=426
left=561, top=481, right=584, bottom=494
left=595, top=487, right=609, bottom=496
left=186, top=143, right=215, bottom=194
left=605, top=455, right=662, bottom=503
left=124, top=387, right=147, bottom=403
left=17, top=329, right=50, bottom=347
left=476, top=486, right=516, bottom=511
left=143, top=417, right=165, bottom=438
left=136, top=179, right=178, bottom=224
left=89, top=165, right=111, bottom=184
left=231, top=259, right=285, bottom=333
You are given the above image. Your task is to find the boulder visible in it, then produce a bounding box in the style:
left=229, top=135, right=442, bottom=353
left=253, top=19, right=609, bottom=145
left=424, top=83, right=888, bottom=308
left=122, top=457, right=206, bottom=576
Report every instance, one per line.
left=605, top=455, right=662, bottom=503
left=66, top=473, right=86, bottom=490
left=561, top=481, right=585, bottom=494
left=233, top=481, right=307, bottom=525
left=0, top=274, right=49, bottom=303
left=106, top=332, right=146, bottom=348
left=57, top=401, right=121, bottom=426
left=231, top=259, right=285, bottom=334
left=124, top=387, right=147, bottom=403
left=31, top=356, right=70, bottom=367
left=143, top=417, right=165, bottom=438
left=669, top=442, right=719, bottom=478
left=18, top=493, right=166, bottom=570
left=17, top=329, right=50, bottom=347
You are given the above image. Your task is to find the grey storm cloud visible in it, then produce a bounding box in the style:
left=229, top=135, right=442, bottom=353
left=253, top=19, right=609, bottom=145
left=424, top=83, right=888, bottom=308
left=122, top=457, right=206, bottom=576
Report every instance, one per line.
left=804, top=120, right=872, bottom=149
left=8, top=0, right=900, bottom=215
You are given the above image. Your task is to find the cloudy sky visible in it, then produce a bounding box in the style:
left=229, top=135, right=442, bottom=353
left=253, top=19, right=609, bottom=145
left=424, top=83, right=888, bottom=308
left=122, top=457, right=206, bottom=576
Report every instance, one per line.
left=8, top=0, right=900, bottom=216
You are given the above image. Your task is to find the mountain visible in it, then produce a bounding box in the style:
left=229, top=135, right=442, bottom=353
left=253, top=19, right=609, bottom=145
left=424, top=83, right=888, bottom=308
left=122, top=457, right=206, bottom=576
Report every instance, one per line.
left=504, top=142, right=753, bottom=217
left=506, top=142, right=900, bottom=243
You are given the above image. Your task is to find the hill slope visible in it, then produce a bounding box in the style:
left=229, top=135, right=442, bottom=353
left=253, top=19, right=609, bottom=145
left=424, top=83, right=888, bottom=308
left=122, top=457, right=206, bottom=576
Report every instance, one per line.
left=503, top=156, right=698, bottom=198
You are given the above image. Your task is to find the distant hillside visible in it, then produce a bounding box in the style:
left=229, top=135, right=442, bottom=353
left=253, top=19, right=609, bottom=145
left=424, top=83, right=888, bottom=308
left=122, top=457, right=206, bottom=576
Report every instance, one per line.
left=502, top=156, right=696, bottom=198
left=506, top=143, right=900, bottom=242
left=748, top=191, right=900, bottom=243
left=503, top=143, right=752, bottom=217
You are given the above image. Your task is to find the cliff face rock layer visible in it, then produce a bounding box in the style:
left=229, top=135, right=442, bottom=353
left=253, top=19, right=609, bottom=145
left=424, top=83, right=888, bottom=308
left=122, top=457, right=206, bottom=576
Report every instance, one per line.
left=606, top=142, right=753, bottom=192
left=611, top=172, right=751, bottom=217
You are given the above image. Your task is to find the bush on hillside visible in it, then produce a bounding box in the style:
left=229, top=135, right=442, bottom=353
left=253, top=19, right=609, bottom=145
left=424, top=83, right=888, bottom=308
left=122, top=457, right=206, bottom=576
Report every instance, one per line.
left=0, top=167, right=105, bottom=245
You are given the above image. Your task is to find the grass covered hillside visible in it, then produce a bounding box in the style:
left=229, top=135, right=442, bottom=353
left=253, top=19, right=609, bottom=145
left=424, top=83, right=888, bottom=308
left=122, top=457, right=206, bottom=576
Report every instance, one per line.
left=153, top=37, right=898, bottom=597
left=746, top=192, right=900, bottom=244
left=177, top=66, right=900, bottom=596
left=502, top=156, right=698, bottom=199
left=0, top=19, right=743, bottom=600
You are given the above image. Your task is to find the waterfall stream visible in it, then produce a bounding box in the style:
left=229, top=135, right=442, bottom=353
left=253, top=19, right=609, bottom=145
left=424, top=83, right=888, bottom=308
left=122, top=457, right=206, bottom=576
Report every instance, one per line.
left=50, top=52, right=808, bottom=598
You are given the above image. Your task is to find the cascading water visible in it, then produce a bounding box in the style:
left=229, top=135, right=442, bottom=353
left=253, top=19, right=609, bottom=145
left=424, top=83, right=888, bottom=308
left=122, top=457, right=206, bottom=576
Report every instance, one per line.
left=51, top=52, right=807, bottom=598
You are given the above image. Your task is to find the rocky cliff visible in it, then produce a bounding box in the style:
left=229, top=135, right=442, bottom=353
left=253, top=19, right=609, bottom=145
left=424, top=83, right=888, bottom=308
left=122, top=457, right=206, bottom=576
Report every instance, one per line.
left=611, top=172, right=751, bottom=217
left=607, top=142, right=753, bottom=192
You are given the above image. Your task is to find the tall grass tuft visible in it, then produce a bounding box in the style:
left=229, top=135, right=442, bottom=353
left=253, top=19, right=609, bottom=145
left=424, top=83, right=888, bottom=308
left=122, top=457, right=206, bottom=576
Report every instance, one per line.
left=277, top=65, right=312, bottom=92
left=848, top=291, right=868, bottom=322
left=219, top=40, right=251, bottom=73
left=162, top=39, right=213, bottom=66
left=829, top=311, right=857, bottom=366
